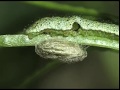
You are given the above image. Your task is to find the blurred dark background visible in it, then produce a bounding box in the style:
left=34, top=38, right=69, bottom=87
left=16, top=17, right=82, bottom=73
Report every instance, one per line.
left=0, top=1, right=119, bottom=89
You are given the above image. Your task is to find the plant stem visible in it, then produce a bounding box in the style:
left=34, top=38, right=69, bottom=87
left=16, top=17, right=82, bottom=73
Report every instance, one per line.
left=0, top=30, right=119, bottom=50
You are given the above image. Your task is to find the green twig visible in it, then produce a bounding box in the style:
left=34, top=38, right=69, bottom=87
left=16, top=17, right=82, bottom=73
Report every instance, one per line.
left=24, top=1, right=99, bottom=16
left=0, top=29, right=119, bottom=50
left=17, top=61, right=62, bottom=88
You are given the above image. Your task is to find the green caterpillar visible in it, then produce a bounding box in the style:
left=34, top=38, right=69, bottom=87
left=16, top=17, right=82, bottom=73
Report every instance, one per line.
left=26, top=16, right=119, bottom=36
left=25, top=16, right=118, bottom=63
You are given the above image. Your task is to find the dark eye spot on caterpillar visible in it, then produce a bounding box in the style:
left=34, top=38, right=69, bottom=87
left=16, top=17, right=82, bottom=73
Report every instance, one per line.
left=72, top=22, right=81, bottom=32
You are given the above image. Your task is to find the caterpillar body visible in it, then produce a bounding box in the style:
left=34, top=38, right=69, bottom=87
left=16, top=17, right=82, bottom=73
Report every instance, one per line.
left=26, top=16, right=119, bottom=36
